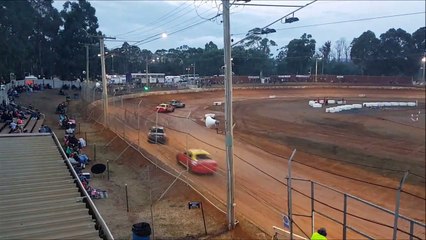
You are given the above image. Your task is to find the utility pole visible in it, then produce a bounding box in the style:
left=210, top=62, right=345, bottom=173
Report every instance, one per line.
left=422, top=54, right=426, bottom=84
left=85, top=45, right=90, bottom=82
left=315, top=58, right=321, bottom=83
left=111, top=54, right=114, bottom=74
left=222, top=0, right=235, bottom=230
left=145, top=60, right=149, bottom=88
left=97, top=35, right=116, bottom=126
left=193, top=63, right=196, bottom=81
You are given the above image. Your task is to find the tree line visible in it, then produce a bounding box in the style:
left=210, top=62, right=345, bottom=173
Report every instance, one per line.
left=0, top=0, right=424, bottom=82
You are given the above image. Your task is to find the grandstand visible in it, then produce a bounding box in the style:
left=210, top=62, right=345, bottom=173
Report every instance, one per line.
left=0, top=133, right=112, bottom=239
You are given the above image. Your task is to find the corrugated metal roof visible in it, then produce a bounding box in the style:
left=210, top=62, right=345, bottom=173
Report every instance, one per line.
left=0, top=134, right=101, bottom=239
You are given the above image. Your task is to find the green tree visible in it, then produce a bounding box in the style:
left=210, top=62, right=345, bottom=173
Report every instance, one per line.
left=350, top=30, right=380, bottom=74
left=377, top=28, right=417, bottom=76
left=242, top=29, right=277, bottom=56
left=319, top=41, right=332, bottom=63
left=56, top=0, right=99, bottom=79
left=412, top=27, right=425, bottom=52
left=0, top=1, right=37, bottom=80
left=276, top=33, right=316, bottom=74
left=29, top=0, right=62, bottom=78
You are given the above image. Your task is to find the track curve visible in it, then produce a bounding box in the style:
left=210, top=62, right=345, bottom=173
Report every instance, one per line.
left=108, top=86, right=425, bottom=239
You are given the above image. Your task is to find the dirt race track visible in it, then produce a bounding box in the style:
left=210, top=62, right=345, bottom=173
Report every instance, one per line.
left=99, top=86, right=426, bottom=239
left=16, top=86, right=425, bottom=239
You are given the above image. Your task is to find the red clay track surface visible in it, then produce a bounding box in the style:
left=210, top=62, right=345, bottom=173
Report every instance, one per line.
left=105, top=87, right=425, bottom=239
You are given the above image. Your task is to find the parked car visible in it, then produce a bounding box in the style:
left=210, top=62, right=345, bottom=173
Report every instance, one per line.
left=147, top=126, right=166, bottom=144
left=176, top=149, right=218, bottom=174
left=169, top=99, right=185, bottom=108
left=156, top=103, right=174, bottom=113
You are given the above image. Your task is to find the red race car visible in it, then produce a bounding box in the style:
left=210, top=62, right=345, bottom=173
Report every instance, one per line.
left=156, top=103, right=175, bottom=113
left=176, top=149, right=218, bottom=174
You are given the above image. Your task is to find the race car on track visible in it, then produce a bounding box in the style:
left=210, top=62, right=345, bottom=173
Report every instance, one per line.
left=156, top=103, right=174, bottom=113
left=169, top=99, right=185, bottom=108
left=176, top=149, right=217, bottom=174
left=147, top=126, right=166, bottom=144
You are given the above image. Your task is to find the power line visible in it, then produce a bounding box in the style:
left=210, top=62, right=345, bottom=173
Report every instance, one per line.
left=232, top=3, right=304, bottom=8
left=121, top=6, right=196, bottom=41
left=107, top=14, right=222, bottom=48
left=111, top=5, right=223, bottom=45
left=137, top=14, right=222, bottom=46
left=232, top=0, right=318, bottom=47
left=109, top=3, right=218, bottom=48
left=134, top=6, right=218, bottom=43
left=231, top=11, right=424, bottom=36
left=274, top=12, right=425, bottom=31
left=114, top=0, right=190, bottom=37
left=117, top=1, right=218, bottom=42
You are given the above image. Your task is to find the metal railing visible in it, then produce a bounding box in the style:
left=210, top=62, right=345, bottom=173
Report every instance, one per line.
left=51, top=132, right=114, bottom=240
left=287, top=177, right=426, bottom=240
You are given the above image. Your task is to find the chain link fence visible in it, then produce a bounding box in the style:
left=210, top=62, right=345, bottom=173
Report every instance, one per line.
left=81, top=83, right=425, bottom=239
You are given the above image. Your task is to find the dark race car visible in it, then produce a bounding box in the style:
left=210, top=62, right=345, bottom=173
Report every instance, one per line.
left=169, top=99, right=185, bottom=108
left=147, top=126, right=167, bottom=144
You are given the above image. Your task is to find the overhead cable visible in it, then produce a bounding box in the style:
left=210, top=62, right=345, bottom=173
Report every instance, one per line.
left=275, top=12, right=425, bottom=31
left=114, top=0, right=190, bottom=37
left=231, top=0, right=318, bottom=47
left=107, top=14, right=222, bottom=47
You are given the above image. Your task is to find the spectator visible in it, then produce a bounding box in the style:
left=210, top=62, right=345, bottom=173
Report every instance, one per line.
left=39, top=124, right=52, bottom=133
left=311, top=228, right=327, bottom=240
left=78, top=138, right=86, bottom=148
left=10, top=121, right=17, bottom=131
left=17, top=118, right=24, bottom=131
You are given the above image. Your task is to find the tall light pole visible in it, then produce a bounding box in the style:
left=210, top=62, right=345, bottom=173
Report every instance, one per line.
left=186, top=67, right=190, bottom=79
left=192, top=63, right=196, bottom=81
left=315, top=57, right=322, bottom=83
left=222, top=0, right=235, bottom=230
left=145, top=58, right=155, bottom=88
left=97, top=35, right=116, bottom=126
left=111, top=54, right=114, bottom=74
left=422, top=56, right=426, bottom=83
left=137, top=99, right=143, bottom=147
left=99, top=37, right=108, bottom=126
left=145, top=59, right=149, bottom=87
left=85, top=44, right=90, bottom=82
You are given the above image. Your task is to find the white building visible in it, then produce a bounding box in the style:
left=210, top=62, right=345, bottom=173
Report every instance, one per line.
left=131, top=73, right=165, bottom=84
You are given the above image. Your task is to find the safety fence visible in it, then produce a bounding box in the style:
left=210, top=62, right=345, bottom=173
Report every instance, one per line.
left=281, top=178, right=425, bottom=240
left=80, top=83, right=425, bottom=239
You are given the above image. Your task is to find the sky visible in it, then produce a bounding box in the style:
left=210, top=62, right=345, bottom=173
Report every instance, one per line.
left=53, top=0, right=426, bottom=54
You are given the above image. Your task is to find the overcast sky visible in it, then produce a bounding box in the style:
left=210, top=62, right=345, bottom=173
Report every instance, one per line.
left=53, top=0, right=425, bottom=54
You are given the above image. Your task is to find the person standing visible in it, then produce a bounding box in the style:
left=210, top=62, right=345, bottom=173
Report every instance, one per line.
left=311, top=228, right=327, bottom=240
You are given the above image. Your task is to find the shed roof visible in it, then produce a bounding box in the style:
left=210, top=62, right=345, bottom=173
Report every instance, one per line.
left=0, top=134, right=101, bottom=239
